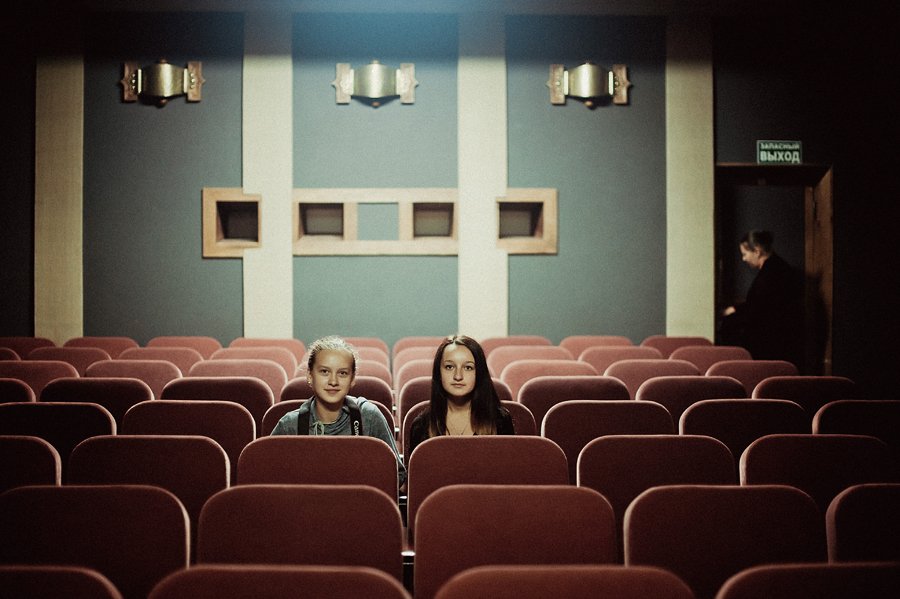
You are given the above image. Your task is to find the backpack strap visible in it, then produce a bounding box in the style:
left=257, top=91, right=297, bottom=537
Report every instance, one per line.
left=297, top=397, right=364, bottom=436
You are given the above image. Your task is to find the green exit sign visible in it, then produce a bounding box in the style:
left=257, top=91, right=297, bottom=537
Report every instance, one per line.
left=757, top=140, right=802, bottom=164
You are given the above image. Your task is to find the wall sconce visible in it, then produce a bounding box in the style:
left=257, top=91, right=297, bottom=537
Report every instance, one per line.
left=120, top=59, right=204, bottom=106
left=547, top=62, right=630, bottom=108
left=333, top=61, right=417, bottom=108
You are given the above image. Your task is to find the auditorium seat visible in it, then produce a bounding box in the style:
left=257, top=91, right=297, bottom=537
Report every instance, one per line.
left=624, top=484, right=825, bottom=599
left=579, top=435, right=735, bottom=560
left=0, top=434, right=61, bottom=493
left=63, top=336, right=138, bottom=358
left=261, top=398, right=394, bottom=437
left=0, top=484, right=190, bottom=599
left=237, top=436, right=399, bottom=500
left=501, top=359, right=598, bottom=402
left=392, top=336, right=446, bottom=363
left=669, top=345, right=752, bottom=373
left=0, top=347, right=20, bottom=360
left=487, top=345, right=574, bottom=378
left=414, top=484, right=616, bottom=599
left=578, top=346, right=664, bottom=378
left=679, top=399, right=808, bottom=475
left=197, top=484, right=403, bottom=580
left=813, top=400, right=900, bottom=467
left=544, top=400, right=675, bottom=484
left=118, top=346, right=205, bottom=377
left=480, top=335, right=553, bottom=355
left=0, top=336, right=56, bottom=358
left=149, top=564, right=411, bottom=599
left=634, top=375, right=747, bottom=424
left=520, top=375, right=629, bottom=434
left=40, top=377, right=154, bottom=429
left=394, top=358, right=432, bottom=392
left=359, top=346, right=391, bottom=368
left=188, top=358, right=287, bottom=398
left=350, top=375, right=395, bottom=410
left=0, top=359, right=79, bottom=396
left=343, top=336, right=390, bottom=356
left=162, top=376, right=274, bottom=435
left=228, top=336, right=306, bottom=362
left=147, top=335, right=222, bottom=359
left=604, top=359, right=700, bottom=399
left=559, top=334, right=634, bottom=357
left=85, top=358, right=181, bottom=400
left=0, top=402, right=115, bottom=476
left=502, top=400, right=537, bottom=436
left=826, top=483, right=900, bottom=562
left=358, top=359, right=394, bottom=388
left=0, top=377, right=35, bottom=403
left=392, top=346, right=436, bottom=381
left=211, top=346, right=296, bottom=381
left=740, top=434, right=898, bottom=511
left=397, top=376, right=431, bottom=443
left=434, top=564, right=693, bottom=599
left=752, top=375, right=858, bottom=422
left=0, top=565, right=124, bottom=599
left=640, top=335, right=712, bottom=358
left=68, top=434, right=229, bottom=559
left=406, top=436, right=569, bottom=541
left=716, top=562, right=900, bottom=599
left=705, top=359, right=798, bottom=395
left=27, top=346, right=111, bottom=375
left=122, top=399, right=254, bottom=484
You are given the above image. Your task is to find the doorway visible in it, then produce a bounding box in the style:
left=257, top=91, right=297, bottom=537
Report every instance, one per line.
left=715, top=163, right=833, bottom=375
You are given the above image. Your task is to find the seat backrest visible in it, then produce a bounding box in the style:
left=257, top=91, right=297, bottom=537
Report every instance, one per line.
left=480, top=335, right=553, bottom=356
left=0, top=434, right=61, bottom=493
left=639, top=335, right=712, bottom=358
left=520, top=375, right=630, bottom=431
left=0, top=347, right=19, bottom=360
left=41, top=377, right=154, bottom=428
left=85, top=359, right=182, bottom=400
left=358, top=346, right=390, bottom=368
left=487, top=345, right=574, bottom=378
left=0, top=377, right=35, bottom=403
left=502, top=400, right=537, bottom=436
left=392, top=336, right=446, bottom=362
left=149, top=564, right=411, bottom=599
left=122, top=399, right=255, bottom=484
left=118, top=346, right=205, bottom=377
left=161, top=375, right=274, bottom=435
left=350, top=375, right=395, bottom=410
left=394, top=358, right=431, bottom=392
left=826, top=482, right=900, bottom=562
left=705, top=359, right=799, bottom=395
left=211, top=347, right=296, bottom=380
left=27, top=346, right=112, bottom=375
left=543, top=400, right=675, bottom=484
left=752, top=376, right=858, bottom=420
left=680, top=399, right=808, bottom=474
left=716, top=562, right=900, bottom=599
left=147, top=335, right=223, bottom=359
left=343, top=336, right=390, bottom=355
left=559, top=335, right=634, bottom=357
left=813, top=400, right=900, bottom=466
left=397, top=376, right=431, bottom=442
left=434, top=564, right=693, bottom=599
left=68, top=434, right=229, bottom=555
left=357, top=359, right=393, bottom=388
left=578, top=346, right=664, bottom=378
left=604, top=359, right=700, bottom=399
left=0, top=402, right=115, bottom=476
left=0, top=484, right=189, bottom=599
left=392, top=346, right=436, bottom=381
left=0, top=565, right=124, bottom=599
left=197, top=484, right=403, bottom=579
left=669, top=345, right=753, bottom=373
left=635, top=375, right=747, bottom=424
left=406, top=436, right=569, bottom=540
left=624, top=484, right=825, bottom=599
left=188, top=358, right=287, bottom=398
left=0, top=359, right=80, bottom=396
left=237, top=435, right=398, bottom=500
left=0, top=336, right=56, bottom=358
left=501, top=359, right=598, bottom=402
left=63, top=336, right=139, bottom=359
left=228, top=336, right=306, bottom=362
left=578, top=435, right=735, bottom=558
left=415, top=484, right=616, bottom=599
left=740, top=433, right=899, bottom=511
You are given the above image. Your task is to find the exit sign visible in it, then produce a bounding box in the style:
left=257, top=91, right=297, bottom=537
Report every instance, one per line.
left=757, top=140, right=802, bottom=164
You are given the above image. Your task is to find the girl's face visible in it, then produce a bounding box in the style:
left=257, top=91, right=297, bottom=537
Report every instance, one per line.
left=308, top=349, right=355, bottom=408
left=740, top=242, right=764, bottom=269
left=440, top=343, right=477, bottom=398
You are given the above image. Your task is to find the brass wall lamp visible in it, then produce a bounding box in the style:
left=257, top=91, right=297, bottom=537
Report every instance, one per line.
left=333, top=61, right=417, bottom=108
left=548, top=62, right=630, bottom=108
left=120, top=59, right=204, bottom=106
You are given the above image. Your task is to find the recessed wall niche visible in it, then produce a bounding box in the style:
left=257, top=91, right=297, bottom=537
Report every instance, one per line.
left=497, top=188, right=558, bottom=254
left=202, top=187, right=262, bottom=258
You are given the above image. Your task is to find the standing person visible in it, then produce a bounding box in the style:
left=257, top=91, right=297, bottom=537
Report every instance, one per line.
left=721, top=230, right=804, bottom=367
left=271, top=335, right=406, bottom=487
left=407, top=334, right=514, bottom=459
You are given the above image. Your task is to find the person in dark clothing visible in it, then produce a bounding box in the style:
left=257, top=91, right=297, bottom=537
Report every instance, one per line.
left=721, top=230, right=804, bottom=367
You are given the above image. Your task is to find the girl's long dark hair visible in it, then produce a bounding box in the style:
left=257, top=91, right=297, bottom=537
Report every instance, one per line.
left=426, top=334, right=503, bottom=437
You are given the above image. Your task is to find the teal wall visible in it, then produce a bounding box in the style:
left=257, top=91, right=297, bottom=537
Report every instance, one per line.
left=82, top=12, right=245, bottom=345
left=292, top=14, right=459, bottom=348
left=506, top=16, right=667, bottom=344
